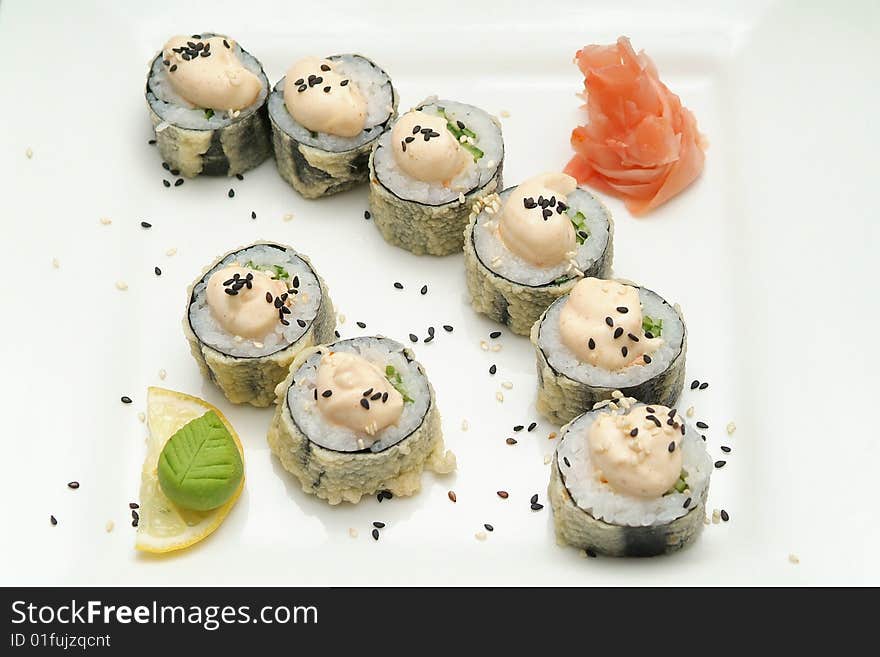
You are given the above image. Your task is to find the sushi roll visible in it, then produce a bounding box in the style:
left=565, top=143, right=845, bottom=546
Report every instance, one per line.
left=268, top=54, right=397, bottom=199
left=369, top=98, right=504, bottom=255
left=184, top=242, right=336, bottom=407
left=532, top=277, right=686, bottom=424
left=549, top=397, right=711, bottom=557
left=267, top=336, right=456, bottom=504
left=464, top=172, right=613, bottom=336
left=146, top=33, right=272, bottom=178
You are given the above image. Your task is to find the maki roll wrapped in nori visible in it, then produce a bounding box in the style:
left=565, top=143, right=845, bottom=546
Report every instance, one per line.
left=268, top=54, right=397, bottom=199
left=184, top=242, right=336, bottom=407
left=267, top=336, right=456, bottom=504
left=549, top=397, right=711, bottom=557
left=146, top=33, right=272, bottom=177
left=532, top=277, right=686, bottom=424
left=464, top=172, right=614, bottom=336
left=369, top=98, right=504, bottom=255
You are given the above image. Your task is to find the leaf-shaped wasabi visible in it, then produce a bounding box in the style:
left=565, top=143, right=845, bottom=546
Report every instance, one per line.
left=157, top=411, right=244, bottom=511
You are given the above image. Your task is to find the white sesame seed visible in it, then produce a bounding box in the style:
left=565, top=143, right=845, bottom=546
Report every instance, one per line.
left=137, top=412, right=146, bottom=423
left=349, top=527, right=358, bottom=538
left=499, top=109, right=510, bottom=118
left=726, top=421, right=737, bottom=435
left=711, top=509, right=721, bottom=524
left=475, top=531, right=487, bottom=541
left=166, top=247, right=177, bottom=256
left=105, top=520, right=115, bottom=533
left=100, top=217, right=112, bottom=225
left=490, top=344, right=502, bottom=352
left=495, top=391, right=504, bottom=403
left=158, top=368, right=167, bottom=380
left=788, top=553, right=800, bottom=564
left=25, top=147, right=33, bottom=159
left=487, top=159, right=496, bottom=168
left=357, top=438, right=365, bottom=450
left=459, top=134, right=468, bottom=143
left=51, top=257, right=60, bottom=269
left=252, top=341, right=264, bottom=348
left=501, top=381, right=513, bottom=390
left=686, top=406, right=695, bottom=418
left=337, top=314, right=346, bottom=324
left=480, top=340, right=489, bottom=351
left=115, top=280, right=128, bottom=291
left=543, top=454, right=552, bottom=465
left=283, top=213, right=294, bottom=221
left=458, top=192, right=465, bottom=204
left=461, top=419, right=469, bottom=431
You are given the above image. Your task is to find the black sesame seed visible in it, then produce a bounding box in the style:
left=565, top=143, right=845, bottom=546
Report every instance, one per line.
left=720, top=510, right=730, bottom=522
left=484, top=524, right=494, bottom=532
left=314, top=389, right=317, bottom=400
left=497, top=491, right=509, bottom=499
left=668, top=441, right=675, bottom=453
left=605, top=316, right=613, bottom=327
left=265, top=292, right=273, bottom=303
left=721, top=445, right=731, bottom=453
left=427, top=326, right=435, bottom=336
left=409, top=333, right=418, bottom=343
left=235, top=173, right=244, bottom=181
left=613, top=327, right=623, bottom=339
left=251, top=211, right=257, bottom=219
left=120, top=396, right=132, bottom=404
left=162, top=162, right=170, bottom=171
left=585, top=548, right=597, bottom=558
left=489, top=331, right=501, bottom=339
left=714, top=460, right=726, bottom=469
left=322, top=390, right=332, bottom=398
left=563, top=456, right=571, bottom=467
left=643, top=355, right=652, bottom=364
left=621, top=346, right=628, bottom=358
left=228, top=189, right=235, bottom=198
left=362, top=388, right=374, bottom=398
left=67, top=481, right=80, bottom=489
left=531, top=503, right=544, bottom=511
left=323, top=86, right=331, bottom=93
left=360, top=398, right=370, bottom=410
left=630, top=428, right=638, bottom=437
left=320, top=64, right=331, bottom=72
left=530, top=494, right=539, bottom=505
left=647, top=407, right=655, bottom=413
left=527, top=422, right=537, bottom=431
left=646, top=415, right=661, bottom=427
left=334, top=331, right=341, bottom=338
left=489, top=364, right=496, bottom=375
left=297, top=319, right=306, bottom=328
left=381, top=392, right=388, bottom=403
left=513, top=425, right=524, bottom=432
left=373, top=521, right=385, bottom=528
left=340, top=79, right=349, bottom=86
left=588, top=338, right=596, bottom=350
left=382, top=490, right=393, bottom=499
left=129, top=502, right=139, bottom=509
left=628, top=333, right=639, bottom=342
left=364, top=210, right=371, bottom=220
left=645, top=331, right=654, bottom=339
left=506, top=438, right=517, bottom=445
left=393, top=282, right=403, bottom=289
left=371, top=392, right=382, bottom=401
left=683, top=497, right=692, bottom=509
left=697, top=421, right=709, bottom=429
left=298, top=84, right=307, bottom=93
left=356, top=321, right=366, bottom=329
left=50, top=515, right=57, bottom=526
left=169, top=64, right=177, bottom=72
left=377, top=493, right=383, bottom=503
left=616, top=306, right=629, bottom=313
left=294, top=78, right=304, bottom=85
left=420, top=285, right=428, bottom=295
left=174, top=178, right=184, bottom=186
left=162, top=179, right=170, bottom=188
left=372, top=529, right=380, bottom=541
left=443, top=325, right=453, bottom=332
left=148, top=139, right=157, bottom=145
left=154, top=266, right=161, bottom=276
left=691, top=380, right=700, bottom=390
left=699, top=382, right=709, bottom=390
left=292, top=276, right=299, bottom=288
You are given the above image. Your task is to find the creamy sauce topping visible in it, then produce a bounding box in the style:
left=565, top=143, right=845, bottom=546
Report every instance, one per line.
left=162, top=35, right=262, bottom=110
left=559, top=278, right=662, bottom=370
left=206, top=265, right=290, bottom=340
left=390, top=111, right=470, bottom=183
left=315, top=352, right=404, bottom=438
left=588, top=405, right=683, bottom=498
left=283, top=57, right=367, bottom=137
left=497, top=172, right=578, bottom=267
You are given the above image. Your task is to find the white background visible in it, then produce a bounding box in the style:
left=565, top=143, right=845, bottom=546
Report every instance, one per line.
left=0, top=0, right=876, bottom=585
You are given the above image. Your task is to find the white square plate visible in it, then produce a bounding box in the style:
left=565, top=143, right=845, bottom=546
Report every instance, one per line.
left=0, top=0, right=875, bottom=585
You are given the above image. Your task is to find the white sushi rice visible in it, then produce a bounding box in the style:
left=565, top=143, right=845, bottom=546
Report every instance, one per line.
left=557, top=404, right=711, bottom=527
left=473, top=187, right=611, bottom=286
left=146, top=34, right=268, bottom=130
left=267, top=54, right=394, bottom=152
left=372, top=98, right=503, bottom=205
left=287, top=337, right=431, bottom=453
left=188, top=244, right=322, bottom=358
left=537, top=285, right=684, bottom=388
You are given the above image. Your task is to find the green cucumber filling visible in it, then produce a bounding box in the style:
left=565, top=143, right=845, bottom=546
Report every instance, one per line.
left=244, top=261, right=290, bottom=280
left=642, top=315, right=663, bottom=337
left=437, top=107, right=484, bottom=162
left=665, top=470, right=688, bottom=495
left=204, top=109, right=215, bottom=119
left=568, top=210, right=589, bottom=245
left=384, top=365, right=413, bottom=403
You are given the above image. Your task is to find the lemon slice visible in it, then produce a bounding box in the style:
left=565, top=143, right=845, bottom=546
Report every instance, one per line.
left=136, top=387, right=245, bottom=553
